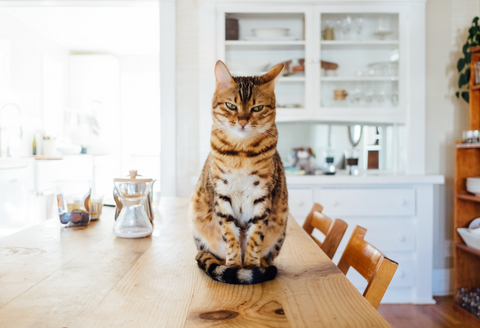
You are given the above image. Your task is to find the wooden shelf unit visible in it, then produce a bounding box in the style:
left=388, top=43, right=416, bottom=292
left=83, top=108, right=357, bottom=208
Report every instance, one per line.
left=454, top=47, right=480, bottom=323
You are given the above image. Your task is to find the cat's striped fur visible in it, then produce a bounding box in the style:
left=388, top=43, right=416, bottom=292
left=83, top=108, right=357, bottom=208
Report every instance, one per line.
left=190, top=61, right=288, bottom=284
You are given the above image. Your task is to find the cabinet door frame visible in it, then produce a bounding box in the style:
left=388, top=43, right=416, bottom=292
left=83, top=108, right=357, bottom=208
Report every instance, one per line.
left=215, top=4, right=314, bottom=119
left=314, top=4, right=408, bottom=125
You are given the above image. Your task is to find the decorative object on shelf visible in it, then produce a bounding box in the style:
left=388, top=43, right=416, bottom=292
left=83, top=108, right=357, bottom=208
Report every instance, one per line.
left=42, top=135, right=57, bottom=156
left=321, top=60, right=339, bottom=71
left=463, top=130, right=480, bottom=143
left=456, top=16, right=480, bottom=103
left=333, top=89, right=348, bottom=100
left=225, top=18, right=239, bottom=40
left=32, top=135, right=36, bottom=155
left=289, top=148, right=316, bottom=175
left=367, top=150, right=379, bottom=169
left=322, top=26, right=334, bottom=40
left=323, top=156, right=336, bottom=175
left=455, top=287, right=480, bottom=318
left=244, top=27, right=299, bottom=41
left=54, top=180, right=93, bottom=227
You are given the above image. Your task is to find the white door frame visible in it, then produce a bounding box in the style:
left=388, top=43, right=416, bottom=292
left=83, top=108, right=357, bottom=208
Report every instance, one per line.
left=0, top=0, right=177, bottom=196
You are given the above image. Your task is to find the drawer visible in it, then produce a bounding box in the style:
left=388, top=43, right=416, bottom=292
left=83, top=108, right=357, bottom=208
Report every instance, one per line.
left=351, top=218, right=415, bottom=252
left=347, top=253, right=415, bottom=289
left=288, top=188, right=313, bottom=224
left=331, top=219, right=415, bottom=265
left=317, top=188, right=415, bottom=217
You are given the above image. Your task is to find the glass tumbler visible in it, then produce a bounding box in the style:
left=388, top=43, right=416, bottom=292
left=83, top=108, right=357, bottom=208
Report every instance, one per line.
left=54, top=180, right=93, bottom=227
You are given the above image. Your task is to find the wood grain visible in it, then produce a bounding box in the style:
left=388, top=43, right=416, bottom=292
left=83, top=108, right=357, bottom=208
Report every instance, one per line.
left=0, top=198, right=390, bottom=327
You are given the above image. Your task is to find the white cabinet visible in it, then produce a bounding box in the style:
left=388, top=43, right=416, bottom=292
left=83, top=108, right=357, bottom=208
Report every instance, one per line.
left=199, top=0, right=426, bottom=175
left=285, top=175, right=443, bottom=304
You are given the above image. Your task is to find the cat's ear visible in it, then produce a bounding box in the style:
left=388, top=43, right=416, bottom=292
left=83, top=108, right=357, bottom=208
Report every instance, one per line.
left=260, top=64, right=284, bottom=91
left=215, top=60, right=234, bottom=90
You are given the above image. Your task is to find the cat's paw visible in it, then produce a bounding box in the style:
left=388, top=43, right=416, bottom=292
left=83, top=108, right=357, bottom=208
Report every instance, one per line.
left=260, top=259, right=270, bottom=268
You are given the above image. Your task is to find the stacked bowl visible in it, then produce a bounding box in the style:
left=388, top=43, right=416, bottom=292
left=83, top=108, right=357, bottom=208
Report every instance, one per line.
left=467, top=177, right=480, bottom=196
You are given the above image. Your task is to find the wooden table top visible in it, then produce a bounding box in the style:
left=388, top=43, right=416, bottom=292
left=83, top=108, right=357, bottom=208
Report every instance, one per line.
left=0, top=198, right=390, bottom=328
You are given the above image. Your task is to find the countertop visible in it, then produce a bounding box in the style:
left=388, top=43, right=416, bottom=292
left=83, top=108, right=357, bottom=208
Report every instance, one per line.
left=0, top=199, right=390, bottom=327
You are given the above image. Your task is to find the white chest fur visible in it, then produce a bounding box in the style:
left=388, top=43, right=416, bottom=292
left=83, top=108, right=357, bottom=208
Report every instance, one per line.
left=215, top=168, right=265, bottom=225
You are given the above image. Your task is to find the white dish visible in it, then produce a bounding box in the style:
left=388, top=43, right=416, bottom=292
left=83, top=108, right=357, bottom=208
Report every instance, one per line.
left=458, top=228, right=480, bottom=251
left=469, top=218, right=480, bottom=235
left=243, top=36, right=299, bottom=41
left=373, top=30, right=393, bottom=40
left=227, top=62, right=269, bottom=76
left=252, top=27, right=289, bottom=38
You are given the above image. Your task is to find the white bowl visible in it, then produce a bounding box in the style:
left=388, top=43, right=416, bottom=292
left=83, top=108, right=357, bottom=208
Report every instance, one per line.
left=252, top=28, right=289, bottom=38
left=458, top=228, right=480, bottom=250
left=469, top=218, right=480, bottom=235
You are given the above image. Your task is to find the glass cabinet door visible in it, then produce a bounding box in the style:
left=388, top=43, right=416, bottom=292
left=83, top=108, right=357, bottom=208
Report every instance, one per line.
left=316, top=8, right=405, bottom=123
left=218, top=8, right=312, bottom=119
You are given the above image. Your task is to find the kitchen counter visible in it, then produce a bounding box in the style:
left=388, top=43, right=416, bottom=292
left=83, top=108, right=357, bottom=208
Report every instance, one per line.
left=0, top=199, right=390, bottom=327
left=286, top=172, right=444, bottom=185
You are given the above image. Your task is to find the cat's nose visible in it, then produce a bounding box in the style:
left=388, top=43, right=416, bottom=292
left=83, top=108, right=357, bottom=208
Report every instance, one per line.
left=238, top=119, right=248, bottom=128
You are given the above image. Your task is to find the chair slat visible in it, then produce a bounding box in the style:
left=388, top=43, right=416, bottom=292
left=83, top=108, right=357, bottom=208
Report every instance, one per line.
left=338, top=225, right=398, bottom=309
left=302, top=203, right=348, bottom=260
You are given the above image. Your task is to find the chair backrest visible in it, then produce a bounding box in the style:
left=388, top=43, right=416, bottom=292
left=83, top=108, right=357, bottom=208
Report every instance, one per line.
left=302, top=203, right=348, bottom=259
left=337, top=225, right=398, bottom=309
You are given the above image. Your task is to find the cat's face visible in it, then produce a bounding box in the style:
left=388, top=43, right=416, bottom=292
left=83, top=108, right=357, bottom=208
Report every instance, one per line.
left=212, top=61, right=283, bottom=139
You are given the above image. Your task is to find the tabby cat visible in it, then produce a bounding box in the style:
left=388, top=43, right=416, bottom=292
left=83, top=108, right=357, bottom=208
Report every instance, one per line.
left=190, top=60, right=288, bottom=284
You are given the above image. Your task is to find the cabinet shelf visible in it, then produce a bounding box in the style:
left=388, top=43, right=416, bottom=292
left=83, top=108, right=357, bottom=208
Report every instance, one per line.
left=280, top=76, right=305, bottom=82
left=456, top=193, right=480, bottom=202
left=225, top=40, right=305, bottom=50
left=457, top=143, right=480, bottom=149
left=456, top=243, right=480, bottom=259
left=320, top=40, right=399, bottom=50
left=321, top=76, right=398, bottom=82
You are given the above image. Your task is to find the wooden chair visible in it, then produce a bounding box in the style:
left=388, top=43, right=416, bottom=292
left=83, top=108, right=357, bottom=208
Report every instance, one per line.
left=302, top=203, right=348, bottom=260
left=338, top=225, right=398, bottom=309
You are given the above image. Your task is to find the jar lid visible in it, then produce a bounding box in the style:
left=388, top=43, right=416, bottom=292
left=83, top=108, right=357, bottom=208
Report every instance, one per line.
left=114, top=170, right=152, bottom=183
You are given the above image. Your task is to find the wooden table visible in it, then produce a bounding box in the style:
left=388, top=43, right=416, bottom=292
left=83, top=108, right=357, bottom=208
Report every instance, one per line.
left=0, top=198, right=391, bottom=327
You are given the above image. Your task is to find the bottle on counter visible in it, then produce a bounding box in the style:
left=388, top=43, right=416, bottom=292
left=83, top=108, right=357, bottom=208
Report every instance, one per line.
left=32, top=135, right=37, bottom=155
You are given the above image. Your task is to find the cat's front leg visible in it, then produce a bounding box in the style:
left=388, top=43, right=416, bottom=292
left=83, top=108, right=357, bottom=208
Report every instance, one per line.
left=215, top=195, right=242, bottom=268
left=243, top=197, right=271, bottom=269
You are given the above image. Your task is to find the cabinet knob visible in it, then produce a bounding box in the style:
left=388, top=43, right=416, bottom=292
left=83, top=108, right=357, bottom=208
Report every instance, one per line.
left=399, top=235, right=406, bottom=242
left=332, top=200, right=339, bottom=206
left=397, top=270, right=405, bottom=277
left=399, top=199, right=407, bottom=206
left=297, top=201, right=304, bottom=206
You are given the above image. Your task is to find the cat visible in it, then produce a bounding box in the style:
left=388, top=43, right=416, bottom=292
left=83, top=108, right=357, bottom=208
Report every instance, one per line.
left=190, top=60, right=288, bottom=284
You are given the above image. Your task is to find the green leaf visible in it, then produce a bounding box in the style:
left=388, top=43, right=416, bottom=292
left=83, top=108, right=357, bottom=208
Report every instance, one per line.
left=464, top=43, right=470, bottom=55
left=458, top=58, right=466, bottom=72
left=474, top=16, right=479, bottom=24
left=466, top=52, right=472, bottom=63
left=456, top=91, right=460, bottom=98
left=462, top=91, right=470, bottom=103
left=459, top=73, right=466, bottom=88
left=466, top=68, right=471, bottom=82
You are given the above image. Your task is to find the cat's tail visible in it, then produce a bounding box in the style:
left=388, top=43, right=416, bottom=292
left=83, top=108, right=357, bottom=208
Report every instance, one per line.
left=195, top=252, right=277, bottom=285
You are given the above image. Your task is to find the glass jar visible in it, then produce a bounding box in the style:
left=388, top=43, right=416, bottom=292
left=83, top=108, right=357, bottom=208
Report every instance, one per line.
left=54, top=180, right=93, bottom=227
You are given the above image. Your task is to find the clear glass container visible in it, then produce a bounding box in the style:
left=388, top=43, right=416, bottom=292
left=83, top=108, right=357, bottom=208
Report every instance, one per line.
left=54, top=180, right=93, bottom=227
left=113, top=177, right=153, bottom=238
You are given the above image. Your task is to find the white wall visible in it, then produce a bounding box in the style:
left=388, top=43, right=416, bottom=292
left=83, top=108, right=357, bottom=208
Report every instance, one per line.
left=176, top=0, right=200, bottom=197
left=0, top=10, right=69, bottom=156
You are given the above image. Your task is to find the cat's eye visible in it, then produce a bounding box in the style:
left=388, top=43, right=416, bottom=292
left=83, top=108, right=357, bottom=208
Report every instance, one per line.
left=226, top=103, right=237, bottom=110
left=251, top=105, right=264, bottom=112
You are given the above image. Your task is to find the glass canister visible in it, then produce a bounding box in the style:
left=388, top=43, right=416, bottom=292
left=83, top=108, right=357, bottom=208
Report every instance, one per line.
left=113, top=171, right=153, bottom=238
left=54, top=180, right=93, bottom=227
